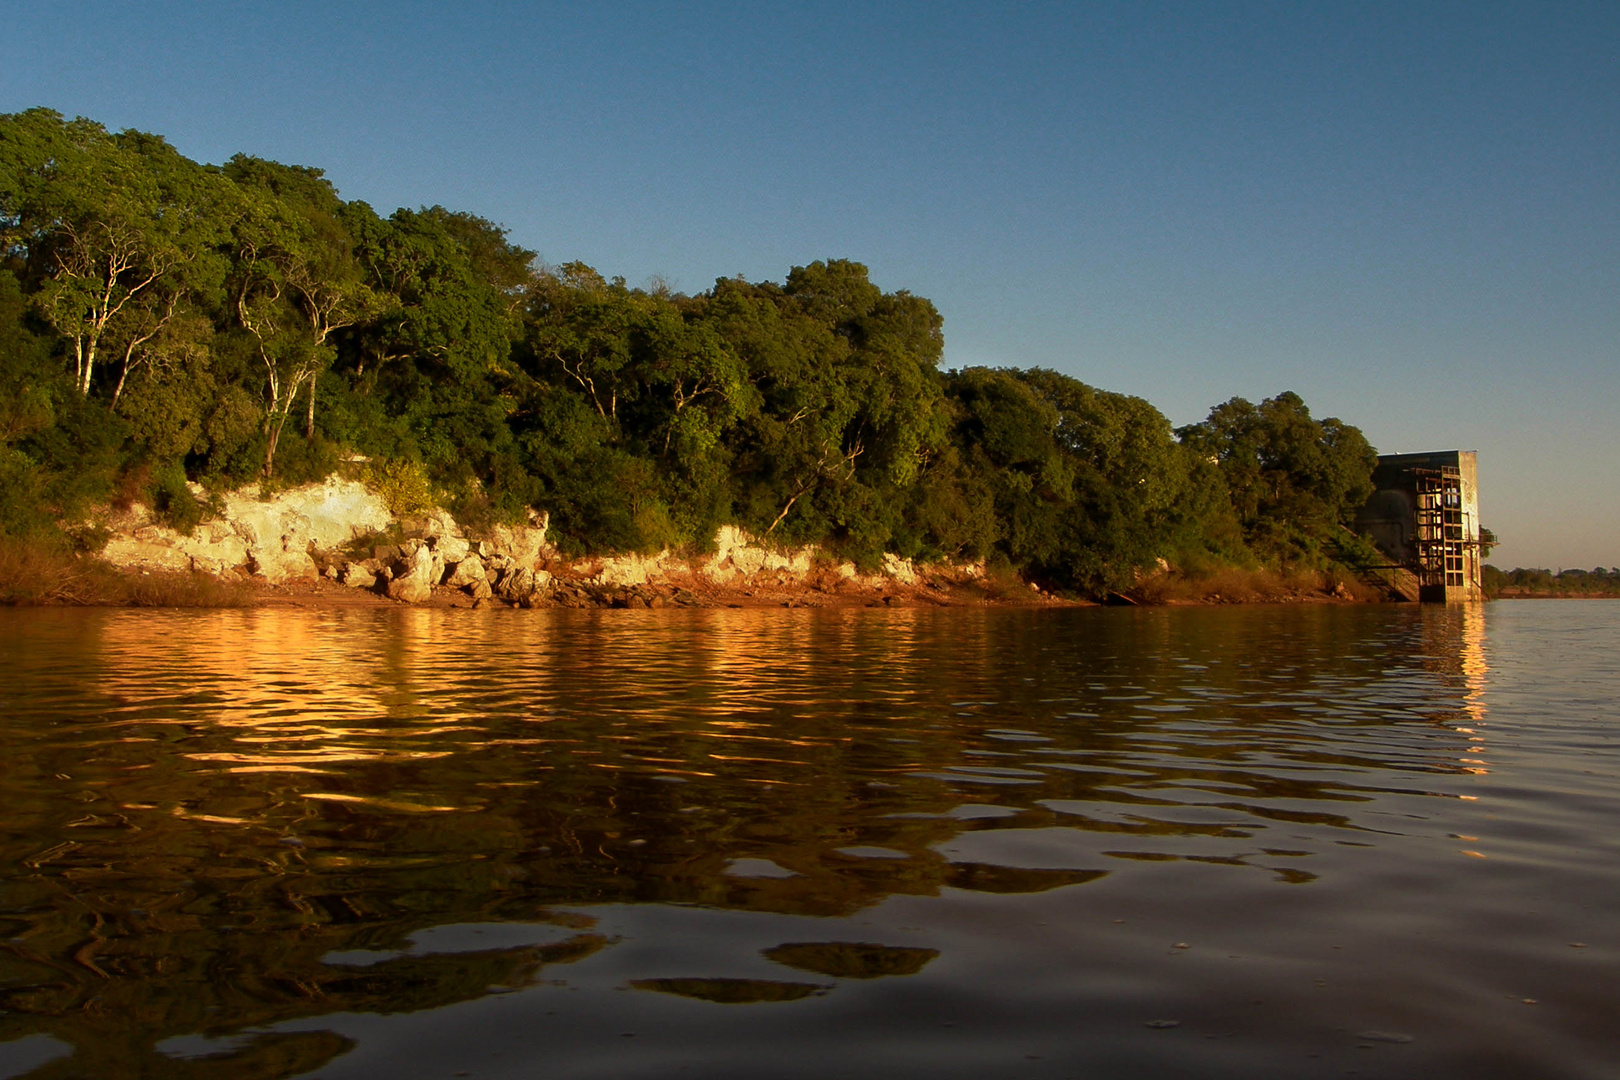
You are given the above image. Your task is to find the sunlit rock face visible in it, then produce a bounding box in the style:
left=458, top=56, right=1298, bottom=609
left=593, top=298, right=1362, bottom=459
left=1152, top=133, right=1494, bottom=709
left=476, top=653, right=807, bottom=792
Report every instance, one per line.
left=98, top=486, right=976, bottom=605
left=386, top=544, right=437, bottom=604
left=102, top=477, right=393, bottom=584
left=701, top=526, right=815, bottom=583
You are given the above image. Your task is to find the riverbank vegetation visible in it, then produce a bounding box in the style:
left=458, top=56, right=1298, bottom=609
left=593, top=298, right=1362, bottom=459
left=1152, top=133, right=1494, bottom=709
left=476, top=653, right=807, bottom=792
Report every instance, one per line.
left=1485, top=566, right=1620, bottom=598
left=2, top=109, right=1383, bottom=601
left=0, top=534, right=251, bottom=606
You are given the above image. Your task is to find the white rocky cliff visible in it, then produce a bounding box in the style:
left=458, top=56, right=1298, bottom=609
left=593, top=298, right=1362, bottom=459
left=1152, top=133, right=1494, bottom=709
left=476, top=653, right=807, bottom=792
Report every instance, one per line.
left=98, top=478, right=983, bottom=606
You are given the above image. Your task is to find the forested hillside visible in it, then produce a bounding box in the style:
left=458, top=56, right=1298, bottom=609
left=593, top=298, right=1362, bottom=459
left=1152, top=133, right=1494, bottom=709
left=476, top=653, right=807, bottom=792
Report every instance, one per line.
left=0, top=109, right=1381, bottom=597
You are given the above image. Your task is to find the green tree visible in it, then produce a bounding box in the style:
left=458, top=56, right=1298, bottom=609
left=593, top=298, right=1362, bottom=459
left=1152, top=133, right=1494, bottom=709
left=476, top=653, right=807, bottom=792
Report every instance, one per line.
left=223, top=156, right=385, bottom=475
left=0, top=110, right=227, bottom=398
left=1177, top=391, right=1376, bottom=563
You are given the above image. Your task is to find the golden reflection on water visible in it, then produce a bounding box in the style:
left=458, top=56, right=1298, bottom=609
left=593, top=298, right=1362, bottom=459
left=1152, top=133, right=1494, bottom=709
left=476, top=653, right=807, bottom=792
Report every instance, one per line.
left=1416, top=604, right=1491, bottom=775
left=0, top=604, right=1524, bottom=1078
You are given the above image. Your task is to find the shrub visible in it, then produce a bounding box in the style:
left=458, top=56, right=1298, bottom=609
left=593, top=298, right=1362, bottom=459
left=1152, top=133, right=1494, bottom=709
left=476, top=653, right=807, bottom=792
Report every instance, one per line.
left=149, top=462, right=204, bottom=536
left=362, top=458, right=436, bottom=517
left=0, top=537, right=252, bottom=606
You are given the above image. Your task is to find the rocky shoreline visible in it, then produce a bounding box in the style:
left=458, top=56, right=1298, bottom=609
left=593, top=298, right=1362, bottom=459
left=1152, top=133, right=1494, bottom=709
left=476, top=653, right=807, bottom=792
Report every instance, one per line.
left=100, top=477, right=1062, bottom=610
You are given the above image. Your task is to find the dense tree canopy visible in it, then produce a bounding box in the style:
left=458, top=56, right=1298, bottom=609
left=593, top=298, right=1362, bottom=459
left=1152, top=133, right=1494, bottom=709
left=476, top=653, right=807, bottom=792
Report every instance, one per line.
left=0, top=109, right=1386, bottom=596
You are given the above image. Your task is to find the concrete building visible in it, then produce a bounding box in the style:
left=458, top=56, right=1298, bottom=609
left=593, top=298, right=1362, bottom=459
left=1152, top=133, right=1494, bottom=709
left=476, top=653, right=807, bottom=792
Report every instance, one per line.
left=1355, top=450, right=1483, bottom=602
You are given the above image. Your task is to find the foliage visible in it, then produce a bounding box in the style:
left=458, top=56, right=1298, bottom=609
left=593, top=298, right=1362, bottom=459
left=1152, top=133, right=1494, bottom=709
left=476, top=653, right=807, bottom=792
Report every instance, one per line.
left=1176, top=391, right=1377, bottom=566
left=147, top=461, right=203, bottom=535
left=1486, top=565, right=1620, bottom=598
left=0, top=108, right=1391, bottom=594
left=361, top=458, right=435, bottom=518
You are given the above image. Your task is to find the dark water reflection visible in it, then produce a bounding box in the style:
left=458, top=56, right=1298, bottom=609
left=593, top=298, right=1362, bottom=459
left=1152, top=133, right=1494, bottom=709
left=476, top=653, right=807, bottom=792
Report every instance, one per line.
left=0, top=602, right=1616, bottom=1078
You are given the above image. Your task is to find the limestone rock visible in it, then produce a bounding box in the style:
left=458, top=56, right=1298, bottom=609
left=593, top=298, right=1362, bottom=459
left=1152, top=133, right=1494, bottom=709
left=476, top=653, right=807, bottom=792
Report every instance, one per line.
left=224, top=478, right=393, bottom=584
left=387, top=545, right=437, bottom=603
left=495, top=565, right=555, bottom=603
left=443, top=554, right=486, bottom=589
left=712, top=524, right=752, bottom=562
left=99, top=538, right=197, bottom=575
left=340, top=562, right=377, bottom=589
left=883, top=553, right=918, bottom=585
left=433, top=532, right=471, bottom=563
left=495, top=566, right=533, bottom=602
left=481, top=515, right=550, bottom=569
left=703, top=562, right=738, bottom=583
left=596, top=551, right=667, bottom=588
left=423, top=510, right=460, bottom=543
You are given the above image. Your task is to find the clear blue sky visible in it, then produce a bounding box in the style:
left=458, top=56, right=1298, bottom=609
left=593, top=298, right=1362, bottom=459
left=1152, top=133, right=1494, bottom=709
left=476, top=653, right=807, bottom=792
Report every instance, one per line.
left=4, top=1, right=1615, bottom=569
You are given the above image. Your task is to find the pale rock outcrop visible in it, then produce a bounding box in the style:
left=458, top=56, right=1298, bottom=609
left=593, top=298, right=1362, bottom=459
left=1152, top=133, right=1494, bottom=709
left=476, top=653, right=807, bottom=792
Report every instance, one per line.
left=100, top=478, right=390, bottom=583
left=699, top=525, right=816, bottom=583
left=101, top=533, right=200, bottom=575
left=761, top=551, right=811, bottom=574
left=422, top=510, right=459, bottom=541
left=435, top=533, right=471, bottom=564
left=387, top=545, right=437, bottom=604
left=443, top=554, right=486, bottom=589
left=494, top=566, right=552, bottom=604
left=595, top=551, right=669, bottom=588
left=882, top=553, right=918, bottom=585
left=480, top=512, right=551, bottom=569
left=99, top=480, right=965, bottom=605
left=227, top=479, right=393, bottom=583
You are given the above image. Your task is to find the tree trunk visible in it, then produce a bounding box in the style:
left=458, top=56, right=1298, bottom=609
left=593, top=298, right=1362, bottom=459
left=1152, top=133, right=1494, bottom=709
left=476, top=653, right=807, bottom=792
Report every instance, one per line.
left=263, top=420, right=282, bottom=478
left=305, top=372, right=317, bottom=440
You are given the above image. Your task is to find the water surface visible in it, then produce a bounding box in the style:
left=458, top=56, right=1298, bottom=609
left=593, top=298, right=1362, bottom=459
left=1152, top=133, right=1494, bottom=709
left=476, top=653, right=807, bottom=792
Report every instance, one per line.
left=0, top=601, right=1615, bottom=1078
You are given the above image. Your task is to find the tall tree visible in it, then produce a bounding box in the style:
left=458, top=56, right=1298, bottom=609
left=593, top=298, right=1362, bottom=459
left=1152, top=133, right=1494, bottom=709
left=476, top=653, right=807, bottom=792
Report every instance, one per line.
left=1177, top=391, right=1377, bottom=561
left=223, top=156, right=384, bottom=475
left=0, top=110, right=226, bottom=397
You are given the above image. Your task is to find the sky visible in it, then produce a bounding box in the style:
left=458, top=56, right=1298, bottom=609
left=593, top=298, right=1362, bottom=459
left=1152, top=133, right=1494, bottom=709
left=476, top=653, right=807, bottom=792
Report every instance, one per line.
left=3, top=1, right=1615, bottom=569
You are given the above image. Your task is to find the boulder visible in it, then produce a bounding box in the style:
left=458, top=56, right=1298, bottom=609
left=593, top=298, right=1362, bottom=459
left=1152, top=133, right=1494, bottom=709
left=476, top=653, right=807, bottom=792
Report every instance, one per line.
left=496, top=566, right=534, bottom=602
left=433, top=532, right=471, bottom=563
left=423, top=510, right=460, bottom=542
left=340, top=562, right=377, bottom=589
left=495, top=565, right=554, bottom=604
left=712, top=524, right=752, bottom=561
left=883, top=553, right=918, bottom=585
left=387, top=545, right=437, bottom=603
left=443, top=554, right=486, bottom=589
left=481, top=517, right=550, bottom=569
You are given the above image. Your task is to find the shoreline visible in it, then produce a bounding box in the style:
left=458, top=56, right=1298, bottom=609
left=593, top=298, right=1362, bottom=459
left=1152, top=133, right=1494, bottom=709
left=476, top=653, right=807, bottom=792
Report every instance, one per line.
left=6, top=479, right=1402, bottom=611
left=5, top=559, right=1389, bottom=611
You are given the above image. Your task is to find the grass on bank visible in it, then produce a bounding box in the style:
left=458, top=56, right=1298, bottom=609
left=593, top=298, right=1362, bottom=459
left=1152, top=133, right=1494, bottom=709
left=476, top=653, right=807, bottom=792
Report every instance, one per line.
left=0, top=538, right=253, bottom=607
left=1132, top=564, right=1380, bottom=604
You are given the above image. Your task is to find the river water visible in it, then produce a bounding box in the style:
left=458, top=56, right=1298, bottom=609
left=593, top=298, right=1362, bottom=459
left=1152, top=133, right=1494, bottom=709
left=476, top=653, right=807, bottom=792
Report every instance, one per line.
left=0, top=600, right=1615, bottom=1079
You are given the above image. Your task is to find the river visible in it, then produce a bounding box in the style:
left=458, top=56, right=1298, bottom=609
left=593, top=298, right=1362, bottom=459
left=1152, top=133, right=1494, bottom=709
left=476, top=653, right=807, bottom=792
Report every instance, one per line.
left=0, top=600, right=1615, bottom=1078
